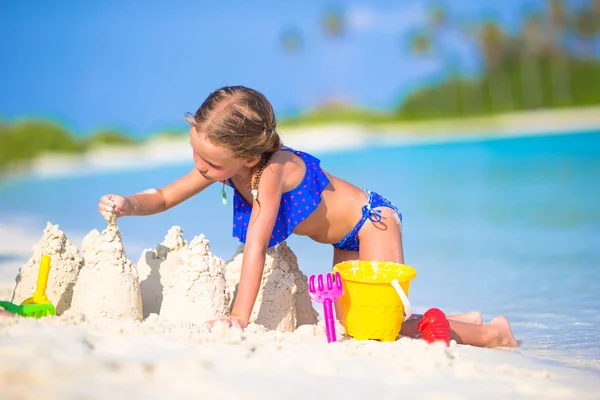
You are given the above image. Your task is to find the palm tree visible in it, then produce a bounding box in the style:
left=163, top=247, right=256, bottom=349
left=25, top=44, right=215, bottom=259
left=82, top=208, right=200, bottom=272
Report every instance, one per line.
left=573, top=6, right=596, bottom=56
left=459, top=21, right=487, bottom=116
left=410, top=31, right=432, bottom=56
left=547, top=0, right=571, bottom=106
left=429, top=4, right=447, bottom=29
left=279, top=27, right=303, bottom=114
left=322, top=7, right=344, bottom=38
left=320, top=6, right=346, bottom=105
left=280, top=28, right=302, bottom=54
left=520, top=12, right=545, bottom=109
left=405, top=31, right=433, bottom=118
left=478, top=19, right=514, bottom=113
left=427, top=3, right=463, bottom=117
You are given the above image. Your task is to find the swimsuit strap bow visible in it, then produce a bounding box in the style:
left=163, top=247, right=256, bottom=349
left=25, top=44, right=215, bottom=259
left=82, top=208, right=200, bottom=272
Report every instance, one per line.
left=362, top=203, right=382, bottom=223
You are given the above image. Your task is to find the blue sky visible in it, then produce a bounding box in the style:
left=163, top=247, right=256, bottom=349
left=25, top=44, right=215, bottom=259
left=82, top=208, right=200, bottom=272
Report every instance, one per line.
left=0, top=0, right=590, bottom=137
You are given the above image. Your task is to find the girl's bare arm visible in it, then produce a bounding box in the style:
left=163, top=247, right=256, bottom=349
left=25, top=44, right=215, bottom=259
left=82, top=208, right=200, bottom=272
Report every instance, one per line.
left=230, top=160, right=284, bottom=326
left=125, top=168, right=214, bottom=216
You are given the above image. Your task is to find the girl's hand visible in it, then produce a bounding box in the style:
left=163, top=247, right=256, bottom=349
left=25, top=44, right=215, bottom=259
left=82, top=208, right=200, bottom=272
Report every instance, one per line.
left=204, top=316, right=246, bottom=331
left=98, top=194, right=131, bottom=222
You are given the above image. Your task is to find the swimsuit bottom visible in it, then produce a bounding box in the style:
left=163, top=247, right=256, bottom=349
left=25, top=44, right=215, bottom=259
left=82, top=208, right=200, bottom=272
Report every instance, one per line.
left=332, top=190, right=402, bottom=252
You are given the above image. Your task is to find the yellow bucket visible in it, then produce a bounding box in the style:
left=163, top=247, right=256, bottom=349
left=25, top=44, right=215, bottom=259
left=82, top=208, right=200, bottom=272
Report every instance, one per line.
left=333, top=261, right=416, bottom=342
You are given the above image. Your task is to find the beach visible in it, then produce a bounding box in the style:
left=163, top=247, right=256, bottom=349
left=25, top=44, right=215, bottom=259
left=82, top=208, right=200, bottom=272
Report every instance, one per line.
left=2, top=313, right=599, bottom=400
left=8, top=105, right=600, bottom=180
left=1, top=108, right=600, bottom=399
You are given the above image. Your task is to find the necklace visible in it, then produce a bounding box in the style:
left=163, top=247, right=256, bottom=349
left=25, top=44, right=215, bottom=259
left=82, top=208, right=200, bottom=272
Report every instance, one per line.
left=251, top=153, right=273, bottom=200
left=221, top=181, right=228, bottom=205
left=221, top=153, right=273, bottom=206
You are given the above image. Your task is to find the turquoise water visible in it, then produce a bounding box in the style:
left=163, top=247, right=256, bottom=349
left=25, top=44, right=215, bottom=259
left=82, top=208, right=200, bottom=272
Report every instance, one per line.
left=1, top=131, right=599, bottom=371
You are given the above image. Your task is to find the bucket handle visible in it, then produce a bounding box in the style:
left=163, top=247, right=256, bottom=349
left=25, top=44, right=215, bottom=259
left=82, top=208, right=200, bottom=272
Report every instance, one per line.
left=391, top=279, right=412, bottom=321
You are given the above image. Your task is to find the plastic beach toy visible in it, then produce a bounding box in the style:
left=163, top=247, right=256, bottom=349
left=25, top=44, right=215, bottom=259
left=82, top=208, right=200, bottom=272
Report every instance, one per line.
left=333, top=261, right=416, bottom=342
left=0, top=255, right=56, bottom=318
left=417, top=308, right=451, bottom=346
left=308, top=272, right=343, bottom=343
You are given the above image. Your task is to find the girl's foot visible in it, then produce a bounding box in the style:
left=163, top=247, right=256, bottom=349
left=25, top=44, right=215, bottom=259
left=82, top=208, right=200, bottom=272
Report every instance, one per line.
left=449, top=311, right=483, bottom=325
left=488, top=316, right=518, bottom=347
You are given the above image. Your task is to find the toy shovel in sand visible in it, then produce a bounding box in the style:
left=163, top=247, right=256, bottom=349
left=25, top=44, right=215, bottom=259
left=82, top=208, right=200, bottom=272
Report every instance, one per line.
left=308, top=272, right=343, bottom=343
left=0, top=255, right=56, bottom=318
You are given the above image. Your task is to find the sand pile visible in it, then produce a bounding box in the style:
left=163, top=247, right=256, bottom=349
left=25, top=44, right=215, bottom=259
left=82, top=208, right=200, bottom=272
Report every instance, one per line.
left=80, top=228, right=101, bottom=259
left=137, top=226, right=187, bottom=317
left=224, top=244, right=245, bottom=303
left=160, top=234, right=229, bottom=326
left=277, top=242, right=319, bottom=326
left=69, top=224, right=143, bottom=321
left=11, top=222, right=83, bottom=315
left=226, top=242, right=304, bottom=332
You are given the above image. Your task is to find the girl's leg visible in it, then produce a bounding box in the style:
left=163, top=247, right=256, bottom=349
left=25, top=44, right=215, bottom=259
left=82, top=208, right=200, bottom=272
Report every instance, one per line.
left=332, top=248, right=359, bottom=319
left=358, top=207, right=517, bottom=348
left=357, top=206, right=404, bottom=263
left=448, top=312, right=483, bottom=325
left=401, top=315, right=518, bottom=347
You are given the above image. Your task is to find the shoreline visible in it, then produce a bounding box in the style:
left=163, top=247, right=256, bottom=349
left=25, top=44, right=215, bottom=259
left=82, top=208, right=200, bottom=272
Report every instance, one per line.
left=2, top=105, right=599, bottom=181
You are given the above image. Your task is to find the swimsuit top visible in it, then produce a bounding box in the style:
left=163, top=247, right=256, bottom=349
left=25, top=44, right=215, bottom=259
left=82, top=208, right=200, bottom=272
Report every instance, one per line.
left=228, top=147, right=330, bottom=248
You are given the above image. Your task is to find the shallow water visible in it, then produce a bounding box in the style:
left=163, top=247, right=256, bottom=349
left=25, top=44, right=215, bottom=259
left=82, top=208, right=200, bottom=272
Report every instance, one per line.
left=1, top=130, right=599, bottom=371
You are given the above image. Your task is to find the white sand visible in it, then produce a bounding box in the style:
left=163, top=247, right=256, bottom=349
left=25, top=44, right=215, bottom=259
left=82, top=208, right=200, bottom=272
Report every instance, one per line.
left=81, top=228, right=102, bottom=259
left=1, top=314, right=599, bottom=399
left=69, top=224, right=143, bottom=321
left=11, top=222, right=83, bottom=315
left=159, top=234, right=229, bottom=326
left=137, top=226, right=187, bottom=317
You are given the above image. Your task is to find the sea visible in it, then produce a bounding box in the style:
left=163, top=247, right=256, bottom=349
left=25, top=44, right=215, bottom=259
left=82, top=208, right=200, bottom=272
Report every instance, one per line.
left=1, top=129, right=599, bottom=372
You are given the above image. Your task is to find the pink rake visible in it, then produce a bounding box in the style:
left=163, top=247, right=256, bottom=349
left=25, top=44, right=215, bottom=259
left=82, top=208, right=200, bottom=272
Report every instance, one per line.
left=308, top=272, right=343, bottom=343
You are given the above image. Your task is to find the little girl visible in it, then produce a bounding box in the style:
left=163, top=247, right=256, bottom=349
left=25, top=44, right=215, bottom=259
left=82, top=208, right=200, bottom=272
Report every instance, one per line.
left=99, top=86, right=517, bottom=347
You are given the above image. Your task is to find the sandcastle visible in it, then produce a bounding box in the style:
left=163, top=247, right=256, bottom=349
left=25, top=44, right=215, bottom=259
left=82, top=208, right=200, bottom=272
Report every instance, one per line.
left=137, top=226, right=187, bottom=317
left=160, top=234, right=229, bottom=326
left=277, top=242, right=319, bottom=326
left=12, top=222, right=83, bottom=315
left=8, top=218, right=315, bottom=334
left=81, top=228, right=101, bottom=259
left=70, top=224, right=143, bottom=321
left=225, top=242, right=316, bottom=332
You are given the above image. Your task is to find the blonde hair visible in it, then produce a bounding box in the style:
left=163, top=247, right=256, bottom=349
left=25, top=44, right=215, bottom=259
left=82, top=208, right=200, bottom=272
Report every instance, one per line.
left=185, top=86, right=282, bottom=162
left=185, top=86, right=283, bottom=202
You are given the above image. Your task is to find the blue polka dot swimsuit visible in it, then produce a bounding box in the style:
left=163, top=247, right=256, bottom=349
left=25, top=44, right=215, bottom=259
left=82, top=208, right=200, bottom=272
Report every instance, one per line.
left=228, top=147, right=330, bottom=248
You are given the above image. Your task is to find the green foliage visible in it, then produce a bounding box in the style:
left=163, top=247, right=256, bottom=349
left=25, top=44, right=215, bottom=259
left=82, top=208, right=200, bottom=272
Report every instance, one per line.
left=399, top=0, right=600, bottom=120
left=398, top=55, right=600, bottom=120
left=0, top=120, right=138, bottom=173
left=279, top=105, right=395, bottom=128
left=0, top=120, right=85, bottom=170
left=85, top=130, right=136, bottom=147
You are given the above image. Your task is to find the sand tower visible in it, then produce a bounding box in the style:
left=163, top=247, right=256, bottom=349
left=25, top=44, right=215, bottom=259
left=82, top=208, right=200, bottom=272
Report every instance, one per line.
left=277, top=242, right=319, bottom=326
left=160, top=234, right=229, bottom=326
left=12, top=222, right=83, bottom=315
left=137, top=226, right=187, bottom=317
left=225, top=243, right=298, bottom=332
left=70, top=224, right=143, bottom=321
